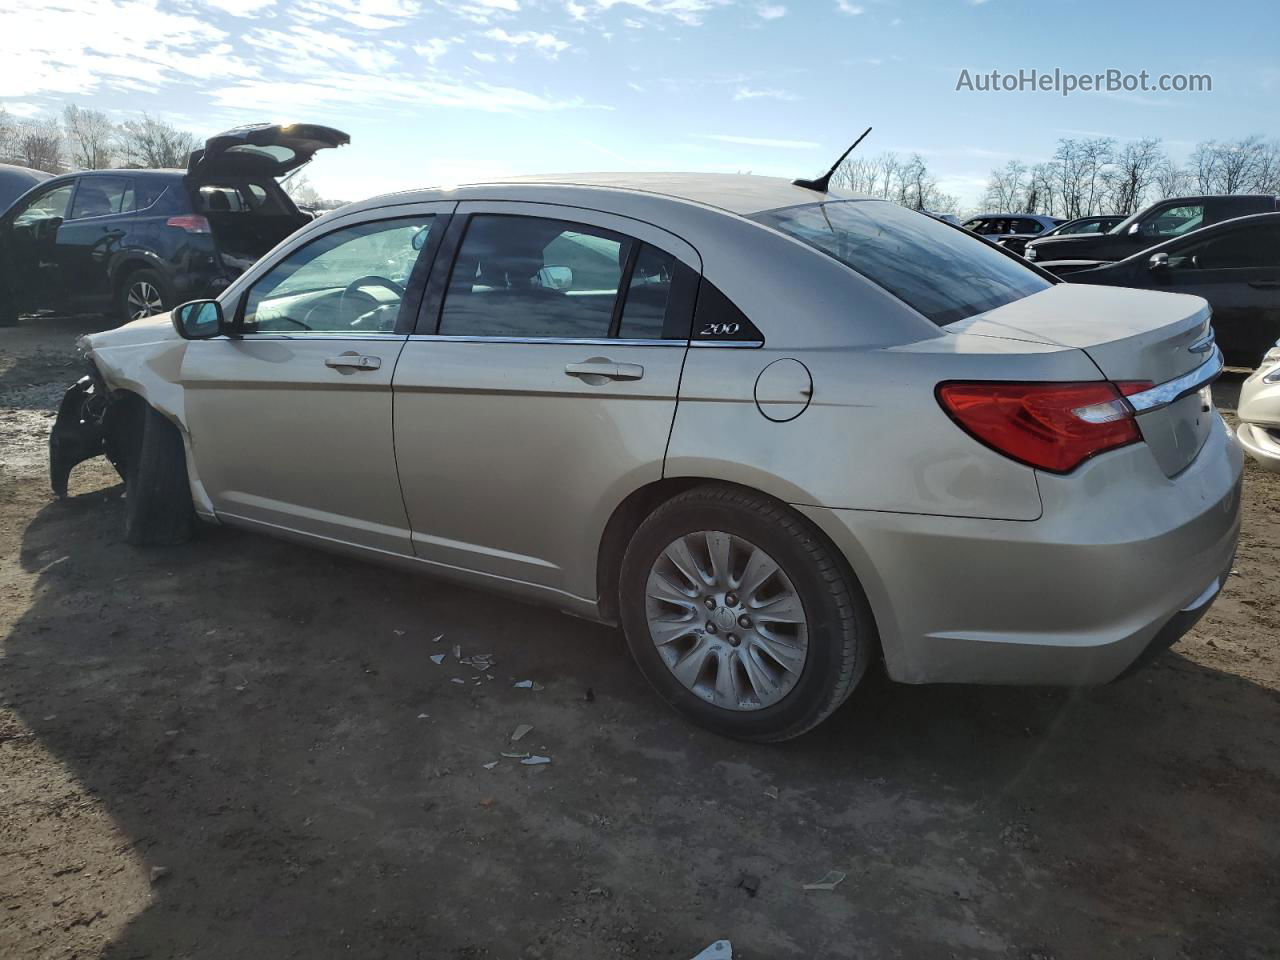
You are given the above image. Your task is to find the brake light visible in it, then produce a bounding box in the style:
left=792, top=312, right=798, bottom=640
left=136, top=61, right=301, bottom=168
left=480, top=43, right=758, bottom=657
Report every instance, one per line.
left=166, top=215, right=211, bottom=234
left=937, top=381, right=1152, bottom=474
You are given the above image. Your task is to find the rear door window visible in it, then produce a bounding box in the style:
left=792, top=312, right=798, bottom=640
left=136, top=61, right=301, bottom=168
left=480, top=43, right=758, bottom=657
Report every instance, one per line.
left=69, top=177, right=132, bottom=219
left=439, top=215, right=628, bottom=340
left=1170, top=224, right=1280, bottom=270
left=753, top=200, right=1051, bottom=327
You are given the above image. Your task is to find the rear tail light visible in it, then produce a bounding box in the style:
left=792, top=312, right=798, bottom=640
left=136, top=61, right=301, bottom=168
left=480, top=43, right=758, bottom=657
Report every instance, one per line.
left=166, top=215, right=211, bottom=234
left=937, top=380, right=1152, bottom=474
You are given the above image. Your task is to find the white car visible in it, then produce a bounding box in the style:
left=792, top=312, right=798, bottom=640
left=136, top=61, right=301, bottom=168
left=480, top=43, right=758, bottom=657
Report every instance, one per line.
left=1237, top=341, right=1280, bottom=471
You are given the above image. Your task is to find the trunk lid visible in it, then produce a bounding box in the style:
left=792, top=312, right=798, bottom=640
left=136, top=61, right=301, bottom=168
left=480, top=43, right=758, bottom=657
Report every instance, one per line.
left=949, top=283, right=1218, bottom=477
left=187, top=123, right=349, bottom=179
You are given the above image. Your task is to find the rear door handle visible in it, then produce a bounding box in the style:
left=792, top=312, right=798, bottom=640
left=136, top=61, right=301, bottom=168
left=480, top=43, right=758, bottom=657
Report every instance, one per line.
left=1248, top=280, right=1280, bottom=289
left=564, top=359, right=644, bottom=381
left=325, top=354, right=381, bottom=371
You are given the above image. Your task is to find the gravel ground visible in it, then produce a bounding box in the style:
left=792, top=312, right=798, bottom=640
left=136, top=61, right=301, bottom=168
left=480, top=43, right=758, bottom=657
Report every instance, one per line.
left=1, top=316, right=1278, bottom=960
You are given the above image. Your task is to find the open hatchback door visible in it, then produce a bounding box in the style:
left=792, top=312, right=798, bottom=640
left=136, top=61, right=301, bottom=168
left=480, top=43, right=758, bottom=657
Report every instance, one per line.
left=187, top=123, right=350, bottom=179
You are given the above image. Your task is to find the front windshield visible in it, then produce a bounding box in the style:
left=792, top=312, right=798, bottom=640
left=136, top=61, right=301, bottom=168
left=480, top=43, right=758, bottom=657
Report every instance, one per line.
left=753, top=200, right=1051, bottom=327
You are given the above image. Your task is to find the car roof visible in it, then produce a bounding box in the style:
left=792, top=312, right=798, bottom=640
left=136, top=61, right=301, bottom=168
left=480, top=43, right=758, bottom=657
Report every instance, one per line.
left=355, top=173, right=864, bottom=218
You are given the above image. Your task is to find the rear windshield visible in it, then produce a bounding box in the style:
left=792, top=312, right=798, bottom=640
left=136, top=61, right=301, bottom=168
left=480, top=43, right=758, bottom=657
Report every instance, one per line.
left=753, top=200, right=1051, bottom=327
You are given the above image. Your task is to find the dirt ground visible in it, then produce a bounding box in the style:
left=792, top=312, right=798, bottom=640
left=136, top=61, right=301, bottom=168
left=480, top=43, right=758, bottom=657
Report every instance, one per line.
left=1, top=316, right=1277, bottom=960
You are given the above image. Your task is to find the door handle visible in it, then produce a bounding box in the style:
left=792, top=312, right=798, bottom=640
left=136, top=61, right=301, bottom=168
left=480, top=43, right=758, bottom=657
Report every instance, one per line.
left=1248, top=280, right=1280, bottom=289
left=564, top=359, right=644, bottom=381
left=324, top=354, right=381, bottom=371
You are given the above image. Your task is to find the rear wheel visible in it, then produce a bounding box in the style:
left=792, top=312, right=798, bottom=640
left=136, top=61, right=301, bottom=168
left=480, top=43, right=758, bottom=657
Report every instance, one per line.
left=117, top=268, right=171, bottom=324
left=619, top=484, right=876, bottom=742
left=123, top=404, right=194, bottom=546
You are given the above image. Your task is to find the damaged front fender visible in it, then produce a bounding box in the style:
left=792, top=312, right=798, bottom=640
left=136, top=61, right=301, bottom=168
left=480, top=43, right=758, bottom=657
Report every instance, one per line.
left=48, top=368, right=129, bottom=499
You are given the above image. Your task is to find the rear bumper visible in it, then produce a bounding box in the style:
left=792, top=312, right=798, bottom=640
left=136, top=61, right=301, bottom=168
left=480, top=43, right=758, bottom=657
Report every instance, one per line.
left=797, top=412, right=1243, bottom=686
left=1237, top=421, right=1280, bottom=472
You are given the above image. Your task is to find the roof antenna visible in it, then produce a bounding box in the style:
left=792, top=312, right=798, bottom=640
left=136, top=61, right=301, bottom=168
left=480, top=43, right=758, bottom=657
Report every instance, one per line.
left=793, top=127, right=872, bottom=193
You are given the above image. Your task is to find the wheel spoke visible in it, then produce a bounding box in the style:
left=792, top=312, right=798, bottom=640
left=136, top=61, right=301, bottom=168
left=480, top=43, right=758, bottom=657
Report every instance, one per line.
left=714, top=651, right=740, bottom=703
left=647, top=573, right=698, bottom=610
left=737, top=546, right=778, bottom=601
left=751, top=631, right=805, bottom=669
left=751, top=592, right=805, bottom=624
left=649, top=615, right=698, bottom=647
left=705, top=531, right=732, bottom=586
left=740, top=646, right=780, bottom=702
left=665, top=537, right=708, bottom=589
left=670, top=635, right=713, bottom=687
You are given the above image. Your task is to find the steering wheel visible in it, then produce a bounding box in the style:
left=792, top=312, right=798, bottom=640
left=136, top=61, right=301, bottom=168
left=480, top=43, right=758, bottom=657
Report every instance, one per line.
left=339, top=276, right=405, bottom=323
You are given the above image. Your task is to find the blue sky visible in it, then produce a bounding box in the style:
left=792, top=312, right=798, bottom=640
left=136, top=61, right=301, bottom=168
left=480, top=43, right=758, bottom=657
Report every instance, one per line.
left=2, top=0, right=1276, bottom=208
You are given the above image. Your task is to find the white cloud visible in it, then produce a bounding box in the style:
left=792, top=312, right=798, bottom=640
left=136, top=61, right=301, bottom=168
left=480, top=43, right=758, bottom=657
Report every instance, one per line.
left=575, top=0, right=728, bottom=26
left=836, top=0, right=863, bottom=13
left=445, top=0, right=520, bottom=22
left=293, top=0, right=423, bottom=29
left=566, top=0, right=588, bottom=17
left=733, top=86, right=799, bottom=101
left=201, top=0, right=277, bottom=15
left=413, top=37, right=456, bottom=63
left=757, top=3, right=786, bottom=18
left=0, top=0, right=254, bottom=98
left=483, top=27, right=570, bottom=56
left=701, top=134, right=819, bottom=149
left=472, top=51, right=498, bottom=62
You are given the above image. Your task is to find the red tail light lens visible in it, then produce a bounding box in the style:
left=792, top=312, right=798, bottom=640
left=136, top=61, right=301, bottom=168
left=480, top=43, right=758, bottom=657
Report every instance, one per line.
left=937, top=381, right=1149, bottom=474
left=166, top=215, right=211, bottom=234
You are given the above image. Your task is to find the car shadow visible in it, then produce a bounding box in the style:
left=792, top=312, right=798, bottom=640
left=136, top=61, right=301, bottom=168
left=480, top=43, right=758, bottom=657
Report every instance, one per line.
left=6, top=486, right=1280, bottom=959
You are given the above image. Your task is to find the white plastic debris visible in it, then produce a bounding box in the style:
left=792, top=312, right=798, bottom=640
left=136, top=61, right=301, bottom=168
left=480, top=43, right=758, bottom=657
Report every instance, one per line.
left=393, top=629, right=405, bottom=636
left=763, top=786, right=779, bottom=799
left=430, top=654, right=446, bottom=665
left=511, top=724, right=533, bottom=742
left=689, top=941, right=732, bottom=960
left=431, top=634, right=444, bottom=643
left=500, top=751, right=529, bottom=759
left=521, top=755, right=551, bottom=766
left=513, top=680, right=544, bottom=690
left=452, top=644, right=462, bottom=659
left=450, top=678, right=465, bottom=685
left=416, top=713, right=429, bottom=719
left=482, top=761, right=498, bottom=770
left=803, top=870, right=846, bottom=891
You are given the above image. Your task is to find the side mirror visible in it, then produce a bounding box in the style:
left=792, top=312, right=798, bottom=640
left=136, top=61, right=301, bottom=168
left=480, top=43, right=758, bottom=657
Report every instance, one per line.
left=172, top=299, right=225, bottom=339
left=1148, top=252, right=1170, bottom=272
left=535, top=265, right=573, bottom=291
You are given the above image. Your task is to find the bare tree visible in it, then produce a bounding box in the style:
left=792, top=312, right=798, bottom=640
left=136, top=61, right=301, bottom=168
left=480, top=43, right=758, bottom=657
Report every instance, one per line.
left=1103, top=138, right=1165, bottom=215
left=0, top=107, right=16, bottom=163
left=1189, top=135, right=1278, bottom=194
left=1153, top=158, right=1191, bottom=200
left=117, top=114, right=199, bottom=169
left=14, top=118, right=64, bottom=172
left=1025, top=162, right=1058, bottom=216
left=1053, top=137, right=1116, bottom=219
left=980, top=160, right=1028, bottom=212
left=63, top=104, right=116, bottom=170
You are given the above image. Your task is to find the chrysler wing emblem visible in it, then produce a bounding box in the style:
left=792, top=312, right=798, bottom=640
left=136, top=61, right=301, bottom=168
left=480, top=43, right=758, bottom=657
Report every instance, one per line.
left=1188, top=330, right=1216, bottom=354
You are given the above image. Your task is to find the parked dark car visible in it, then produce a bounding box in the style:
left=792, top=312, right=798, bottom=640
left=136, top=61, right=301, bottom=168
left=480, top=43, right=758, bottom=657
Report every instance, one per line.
left=962, top=214, right=1063, bottom=248
left=1025, top=194, right=1279, bottom=266
left=0, top=163, right=52, bottom=215
left=998, top=215, right=1124, bottom=256
left=0, top=124, right=348, bottom=326
left=1065, top=212, right=1280, bottom=365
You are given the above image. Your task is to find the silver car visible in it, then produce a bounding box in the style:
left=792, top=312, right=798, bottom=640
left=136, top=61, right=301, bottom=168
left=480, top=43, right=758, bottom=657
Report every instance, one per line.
left=52, top=174, right=1242, bottom=741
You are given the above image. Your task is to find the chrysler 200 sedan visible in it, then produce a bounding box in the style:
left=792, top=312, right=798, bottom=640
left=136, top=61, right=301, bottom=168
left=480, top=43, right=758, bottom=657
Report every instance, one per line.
left=50, top=173, right=1242, bottom=741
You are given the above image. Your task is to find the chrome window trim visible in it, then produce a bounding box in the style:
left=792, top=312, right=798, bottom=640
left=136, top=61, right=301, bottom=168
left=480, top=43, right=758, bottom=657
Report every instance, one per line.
left=406, top=335, right=685, bottom=346
left=231, top=332, right=407, bottom=342
left=689, top=340, right=764, bottom=349
left=1127, top=346, right=1224, bottom=414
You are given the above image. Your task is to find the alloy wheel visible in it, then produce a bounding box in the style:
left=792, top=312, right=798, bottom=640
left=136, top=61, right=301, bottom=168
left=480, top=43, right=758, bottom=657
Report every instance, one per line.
left=127, top=280, right=165, bottom=321
left=644, top=531, right=809, bottom=711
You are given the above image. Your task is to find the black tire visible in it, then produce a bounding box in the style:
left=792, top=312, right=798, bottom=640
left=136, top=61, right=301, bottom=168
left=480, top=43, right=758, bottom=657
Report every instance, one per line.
left=116, top=268, right=171, bottom=324
left=618, top=484, right=876, bottom=742
left=123, top=404, right=194, bottom=546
